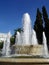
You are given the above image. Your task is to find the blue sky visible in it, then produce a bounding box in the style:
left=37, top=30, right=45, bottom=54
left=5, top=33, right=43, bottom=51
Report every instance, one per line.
left=0, top=0, right=49, bottom=34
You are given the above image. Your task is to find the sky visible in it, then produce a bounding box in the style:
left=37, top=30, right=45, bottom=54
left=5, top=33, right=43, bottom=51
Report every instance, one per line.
left=0, top=0, right=49, bottom=34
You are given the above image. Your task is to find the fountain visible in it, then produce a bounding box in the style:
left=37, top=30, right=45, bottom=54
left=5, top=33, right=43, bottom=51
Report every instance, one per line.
left=14, top=13, right=43, bottom=56
left=2, top=31, right=11, bottom=56
left=1, top=13, right=49, bottom=58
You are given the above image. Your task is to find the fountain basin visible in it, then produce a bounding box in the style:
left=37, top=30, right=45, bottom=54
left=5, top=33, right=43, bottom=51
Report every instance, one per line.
left=12, top=45, right=43, bottom=56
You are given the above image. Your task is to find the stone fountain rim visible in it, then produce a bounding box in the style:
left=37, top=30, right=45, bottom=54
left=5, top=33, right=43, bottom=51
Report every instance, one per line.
left=0, top=58, right=49, bottom=63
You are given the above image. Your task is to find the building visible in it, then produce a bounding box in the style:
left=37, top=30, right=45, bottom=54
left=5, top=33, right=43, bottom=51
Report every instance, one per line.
left=0, top=32, right=12, bottom=42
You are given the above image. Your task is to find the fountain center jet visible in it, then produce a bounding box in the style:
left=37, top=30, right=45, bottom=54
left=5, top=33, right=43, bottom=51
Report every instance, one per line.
left=22, top=13, right=32, bottom=45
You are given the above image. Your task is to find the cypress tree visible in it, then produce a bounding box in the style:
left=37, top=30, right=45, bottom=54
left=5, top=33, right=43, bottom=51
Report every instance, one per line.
left=34, top=8, right=43, bottom=44
left=42, top=6, right=49, bottom=50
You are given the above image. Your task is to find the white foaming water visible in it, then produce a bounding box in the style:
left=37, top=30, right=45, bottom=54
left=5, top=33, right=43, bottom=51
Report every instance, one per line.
left=16, top=13, right=38, bottom=45
left=2, top=31, right=11, bottom=56
left=15, top=31, right=22, bottom=45
left=43, top=32, right=48, bottom=57
left=22, top=13, right=32, bottom=45
left=15, top=13, right=38, bottom=46
left=5, top=32, right=11, bottom=56
left=32, top=29, right=38, bottom=45
left=2, top=40, right=6, bottom=56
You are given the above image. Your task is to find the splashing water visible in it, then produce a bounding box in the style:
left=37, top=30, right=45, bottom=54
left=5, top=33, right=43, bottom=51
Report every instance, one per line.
left=15, top=31, right=22, bottom=45
left=43, top=32, right=48, bottom=57
left=32, top=29, right=38, bottom=45
left=15, top=13, right=38, bottom=46
left=5, top=32, right=11, bottom=56
left=2, top=40, right=6, bottom=56
left=2, top=31, right=11, bottom=56
left=22, top=13, right=32, bottom=45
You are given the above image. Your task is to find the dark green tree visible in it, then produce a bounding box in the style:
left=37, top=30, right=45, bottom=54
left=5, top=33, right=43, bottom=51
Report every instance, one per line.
left=34, top=8, right=43, bottom=44
left=42, top=6, right=49, bottom=49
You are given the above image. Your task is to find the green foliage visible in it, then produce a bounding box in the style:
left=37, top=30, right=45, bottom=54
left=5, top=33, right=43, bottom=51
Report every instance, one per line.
left=0, top=41, right=3, bottom=49
left=14, top=28, right=23, bottom=35
left=10, top=28, right=23, bottom=46
left=34, top=8, right=43, bottom=44
left=10, top=36, right=15, bottom=45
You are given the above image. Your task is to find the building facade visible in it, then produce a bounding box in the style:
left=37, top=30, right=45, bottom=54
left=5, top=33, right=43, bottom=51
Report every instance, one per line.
left=0, top=32, right=12, bottom=42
